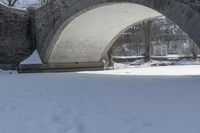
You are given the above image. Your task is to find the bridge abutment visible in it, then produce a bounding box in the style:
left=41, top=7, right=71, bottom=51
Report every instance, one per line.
left=0, top=4, right=34, bottom=70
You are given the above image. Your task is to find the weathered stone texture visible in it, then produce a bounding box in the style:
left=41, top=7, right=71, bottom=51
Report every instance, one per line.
left=0, top=4, right=34, bottom=69
left=177, top=0, right=200, bottom=13
left=32, top=0, right=200, bottom=63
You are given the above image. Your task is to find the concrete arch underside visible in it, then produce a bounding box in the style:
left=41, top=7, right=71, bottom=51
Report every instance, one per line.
left=47, top=3, right=162, bottom=63
left=34, top=0, right=200, bottom=65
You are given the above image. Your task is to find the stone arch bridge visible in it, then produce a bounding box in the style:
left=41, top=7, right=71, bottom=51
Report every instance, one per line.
left=1, top=0, right=200, bottom=69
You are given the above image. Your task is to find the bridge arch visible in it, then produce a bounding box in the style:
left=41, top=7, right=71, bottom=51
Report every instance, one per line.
left=33, top=0, right=200, bottom=64
left=48, top=3, right=162, bottom=63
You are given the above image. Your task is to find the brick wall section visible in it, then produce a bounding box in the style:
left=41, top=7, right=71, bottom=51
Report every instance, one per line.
left=0, top=4, right=34, bottom=70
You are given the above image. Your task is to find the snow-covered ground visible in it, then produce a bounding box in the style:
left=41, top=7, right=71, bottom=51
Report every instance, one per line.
left=83, top=65, right=200, bottom=76
left=114, top=57, right=200, bottom=68
left=0, top=66, right=200, bottom=133
left=21, top=50, right=42, bottom=64
left=113, top=54, right=182, bottom=59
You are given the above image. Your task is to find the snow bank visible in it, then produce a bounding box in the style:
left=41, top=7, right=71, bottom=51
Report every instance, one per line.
left=81, top=65, right=200, bottom=76
left=20, top=50, right=42, bottom=64
left=114, top=57, right=200, bottom=69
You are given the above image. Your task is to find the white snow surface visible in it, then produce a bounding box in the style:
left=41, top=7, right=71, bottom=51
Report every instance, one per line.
left=82, top=65, right=200, bottom=76
left=0, top=65, right=200, bottom=133
left=114, top=57, right=200, bottom=68
left=21, top=50, right=42, bottom=64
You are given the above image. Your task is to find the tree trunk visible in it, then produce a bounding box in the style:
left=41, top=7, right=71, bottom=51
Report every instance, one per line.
left=7, top=0, right=18, bottom=7
left=143, top=21, right=152, bottom=62
left=11, top=0, right=18, bottom=7
left=107, top=49, right=114, bottom=67
left=191, top=41, right=197, bottom=60
left=8, top=0, right=12, bottom=6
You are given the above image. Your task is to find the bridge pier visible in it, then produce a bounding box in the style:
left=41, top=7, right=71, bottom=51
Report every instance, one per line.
left=0, top=4, right=34, bottom=70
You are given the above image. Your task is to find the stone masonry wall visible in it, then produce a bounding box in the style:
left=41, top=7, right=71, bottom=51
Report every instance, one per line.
left=32, top=0, right=200, bottom=63
left=0, top=4, right=34, bottom=70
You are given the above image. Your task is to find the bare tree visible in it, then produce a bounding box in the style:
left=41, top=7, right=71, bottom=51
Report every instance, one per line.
left=5, top=0, right=18, bottom=7
left=125, top=24, right=145, bottom=56
left=39, top=0, right=51, bottom=6
left=143, top=20, right=153, bottom=62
